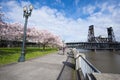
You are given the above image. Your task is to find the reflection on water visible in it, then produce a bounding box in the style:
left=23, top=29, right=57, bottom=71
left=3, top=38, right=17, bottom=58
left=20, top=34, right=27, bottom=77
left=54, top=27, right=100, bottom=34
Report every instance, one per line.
left=78, top=49, right=120, bottom=74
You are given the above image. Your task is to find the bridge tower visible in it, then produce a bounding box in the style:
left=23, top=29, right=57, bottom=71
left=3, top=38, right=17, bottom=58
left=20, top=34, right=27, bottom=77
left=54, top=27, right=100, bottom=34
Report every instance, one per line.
left=88, top=25, right=95, bottom=42
left=107, top=27, right=116, bottom=43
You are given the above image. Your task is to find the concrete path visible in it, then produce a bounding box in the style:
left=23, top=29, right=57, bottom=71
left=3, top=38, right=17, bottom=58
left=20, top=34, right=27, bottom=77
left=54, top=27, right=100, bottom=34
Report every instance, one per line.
left=0, top=50, right=75, bottom=80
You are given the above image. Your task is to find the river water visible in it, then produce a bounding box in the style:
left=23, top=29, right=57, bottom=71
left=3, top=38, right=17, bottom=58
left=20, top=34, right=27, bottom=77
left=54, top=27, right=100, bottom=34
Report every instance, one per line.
left=78, top=49, right=120, bottom=74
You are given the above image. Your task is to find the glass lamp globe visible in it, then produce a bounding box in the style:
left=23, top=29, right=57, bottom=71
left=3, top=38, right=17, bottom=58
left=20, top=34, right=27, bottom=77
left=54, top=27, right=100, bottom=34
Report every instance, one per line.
left=23, top=6, right=27, bottom=12
left=29, top=5, right=33, bottom=11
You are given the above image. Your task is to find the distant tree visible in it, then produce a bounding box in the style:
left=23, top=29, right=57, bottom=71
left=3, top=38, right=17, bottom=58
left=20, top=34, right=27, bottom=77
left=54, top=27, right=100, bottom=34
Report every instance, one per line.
left=29, top=28, right=63, bottom=49
left=34, top=29, right=63, bottom=50
left=38, top=30, right=52, bottom=50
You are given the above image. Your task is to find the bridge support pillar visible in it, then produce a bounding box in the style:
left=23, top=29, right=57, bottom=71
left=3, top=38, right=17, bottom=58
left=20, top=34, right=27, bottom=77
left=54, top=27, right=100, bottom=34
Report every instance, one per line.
left=112, top=49, right=116, bottom=52
left=91, top=49, right=96, bottom=52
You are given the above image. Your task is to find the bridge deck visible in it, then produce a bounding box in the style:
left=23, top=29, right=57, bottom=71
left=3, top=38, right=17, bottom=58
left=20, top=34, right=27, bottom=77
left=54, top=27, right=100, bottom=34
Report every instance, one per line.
left=66, top=42, right=120, bottom=50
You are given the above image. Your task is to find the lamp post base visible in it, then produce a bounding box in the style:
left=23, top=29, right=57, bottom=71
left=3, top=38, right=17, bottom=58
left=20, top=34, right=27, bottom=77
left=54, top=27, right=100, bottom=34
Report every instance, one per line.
left=18, top=55, right=25, bottom=62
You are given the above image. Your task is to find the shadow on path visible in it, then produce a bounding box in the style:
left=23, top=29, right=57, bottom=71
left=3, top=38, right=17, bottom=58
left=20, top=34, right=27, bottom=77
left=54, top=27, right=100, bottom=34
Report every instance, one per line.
left=63, top=61, right=75, bottom=70
left=57, top=54, right=75, bottom=80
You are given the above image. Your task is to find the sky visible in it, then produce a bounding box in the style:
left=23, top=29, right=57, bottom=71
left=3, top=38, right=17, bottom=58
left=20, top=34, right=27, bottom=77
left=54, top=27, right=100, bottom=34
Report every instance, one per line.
left=0, top=0, right=120, bottom=42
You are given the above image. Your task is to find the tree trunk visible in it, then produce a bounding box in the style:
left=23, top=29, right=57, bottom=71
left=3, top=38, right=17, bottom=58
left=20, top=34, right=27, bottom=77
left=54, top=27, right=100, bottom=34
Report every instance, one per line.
left=42, top=44, right=46, bottom=51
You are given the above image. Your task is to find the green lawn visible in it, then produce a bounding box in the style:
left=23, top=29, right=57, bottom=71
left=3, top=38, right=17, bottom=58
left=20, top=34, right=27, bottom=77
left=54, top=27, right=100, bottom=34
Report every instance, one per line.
left=0, top=47, right=58, bottom=66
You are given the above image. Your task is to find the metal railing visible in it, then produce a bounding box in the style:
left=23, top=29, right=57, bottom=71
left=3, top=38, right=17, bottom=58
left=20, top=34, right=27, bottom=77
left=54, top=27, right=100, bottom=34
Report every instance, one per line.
left=76, top=55, right=101, bottom=80
left=69, top=48, right=101, bottom=80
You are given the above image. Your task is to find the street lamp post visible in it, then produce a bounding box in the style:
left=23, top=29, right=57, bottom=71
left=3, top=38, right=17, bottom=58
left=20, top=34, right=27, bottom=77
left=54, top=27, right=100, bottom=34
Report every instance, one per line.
left=18, top=5, right=33, bottom=62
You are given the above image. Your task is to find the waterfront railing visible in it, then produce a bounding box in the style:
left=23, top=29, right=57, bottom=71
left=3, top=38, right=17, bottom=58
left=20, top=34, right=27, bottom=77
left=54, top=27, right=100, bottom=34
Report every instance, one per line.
left=71, top=48, right=101, bottom=80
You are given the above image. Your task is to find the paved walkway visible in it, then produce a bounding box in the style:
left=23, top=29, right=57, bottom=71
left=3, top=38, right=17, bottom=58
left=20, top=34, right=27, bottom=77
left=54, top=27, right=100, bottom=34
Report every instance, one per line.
left=0, top=50, right=75, bottom=80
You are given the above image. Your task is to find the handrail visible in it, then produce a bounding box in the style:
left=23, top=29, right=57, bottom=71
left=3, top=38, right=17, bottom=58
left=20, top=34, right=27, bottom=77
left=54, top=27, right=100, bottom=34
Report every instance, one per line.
left=69, top=48, right=101, bottom=80
left=76, top=55, right=101, bottom=80
left=80, top=55, right=101, bottom=73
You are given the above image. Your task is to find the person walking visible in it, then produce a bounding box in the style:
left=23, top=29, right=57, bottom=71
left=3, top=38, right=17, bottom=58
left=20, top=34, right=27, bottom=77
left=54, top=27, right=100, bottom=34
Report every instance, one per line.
left=63, top=47, right=65, bottom=55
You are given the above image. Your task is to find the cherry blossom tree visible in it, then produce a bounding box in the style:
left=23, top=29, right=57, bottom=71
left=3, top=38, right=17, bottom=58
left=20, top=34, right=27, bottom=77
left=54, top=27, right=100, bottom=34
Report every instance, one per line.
left=0, top=22, right=7, bottom=41
left=0, top=6, right=6, bottom=41
left=28, top=29, right=63, bottom=50
left=0, top=6, right=63, bottom=48
left=27, top=27, right=40, bottom=43
left=40, top=30, right=63, bottom=50
left=0, top=19, right=63, bottom=48
left=0, top=22, right=23, bottom=47
left=6, top=23, right=23, bottom=41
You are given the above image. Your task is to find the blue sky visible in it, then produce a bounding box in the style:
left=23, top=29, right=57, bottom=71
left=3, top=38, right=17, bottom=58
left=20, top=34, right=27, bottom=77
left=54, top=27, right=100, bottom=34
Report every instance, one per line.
left=0, top=0, right=120, bottom=42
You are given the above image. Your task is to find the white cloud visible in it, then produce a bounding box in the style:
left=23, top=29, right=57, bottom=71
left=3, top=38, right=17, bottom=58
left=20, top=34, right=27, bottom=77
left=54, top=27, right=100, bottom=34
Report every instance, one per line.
left=1, top=1, right=120, bottom=42
left=83, top=5, right=96, bottom=15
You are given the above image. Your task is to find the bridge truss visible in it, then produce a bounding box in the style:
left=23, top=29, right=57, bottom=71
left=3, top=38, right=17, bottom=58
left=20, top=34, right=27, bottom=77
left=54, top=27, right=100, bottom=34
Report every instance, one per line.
left=66, top=25, right=120, bottom=50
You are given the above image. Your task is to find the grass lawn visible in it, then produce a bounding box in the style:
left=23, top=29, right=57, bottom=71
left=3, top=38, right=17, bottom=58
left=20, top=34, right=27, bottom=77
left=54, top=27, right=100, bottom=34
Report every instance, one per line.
left=0, top=47, right=58, bottom=66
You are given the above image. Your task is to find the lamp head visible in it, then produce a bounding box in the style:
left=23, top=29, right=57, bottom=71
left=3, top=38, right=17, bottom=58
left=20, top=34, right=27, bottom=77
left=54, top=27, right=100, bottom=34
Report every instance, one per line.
left=29, top=5, right=33, bottom=11
left=23, top=6, right=27, bottom=12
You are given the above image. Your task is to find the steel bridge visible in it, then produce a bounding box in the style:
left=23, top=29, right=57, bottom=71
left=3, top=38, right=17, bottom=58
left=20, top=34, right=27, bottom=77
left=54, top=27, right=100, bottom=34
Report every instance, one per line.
left=66, top=25, right=120, bottom=50
left=66, top=42, right=120, bottom=50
